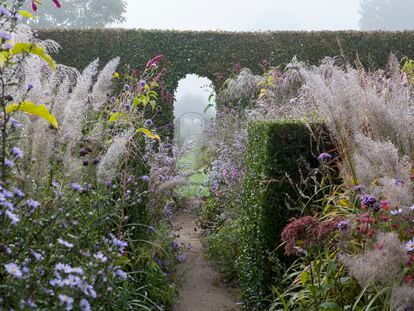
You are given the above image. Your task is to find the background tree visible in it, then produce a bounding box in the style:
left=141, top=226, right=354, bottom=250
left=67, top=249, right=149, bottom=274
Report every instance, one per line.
left=28, top=0, right=127, bottom=28
left=360, top=0, right=414, bottom=30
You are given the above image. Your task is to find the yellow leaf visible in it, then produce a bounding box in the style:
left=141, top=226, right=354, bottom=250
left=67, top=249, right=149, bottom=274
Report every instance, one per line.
left=108, top=112, right=128, bottom=123
left=18, top=10, right=35, bottom=19
left=11, top=43, right=56, bottom=70
left=6, top=101, right=58, bottom=129
left=136, top=128, right=160, bottom=140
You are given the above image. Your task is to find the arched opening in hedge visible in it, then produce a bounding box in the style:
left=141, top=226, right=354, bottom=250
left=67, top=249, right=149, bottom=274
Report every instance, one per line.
left=174, top=74, right=216, bottom=144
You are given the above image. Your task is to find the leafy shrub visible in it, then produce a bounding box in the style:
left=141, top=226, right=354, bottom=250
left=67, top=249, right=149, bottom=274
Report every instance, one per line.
left=238, top=120, right=330, bottom=310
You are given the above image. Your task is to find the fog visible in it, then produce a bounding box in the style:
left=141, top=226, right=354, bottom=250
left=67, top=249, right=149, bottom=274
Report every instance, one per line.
left=123, top=0, right=360, bottom=31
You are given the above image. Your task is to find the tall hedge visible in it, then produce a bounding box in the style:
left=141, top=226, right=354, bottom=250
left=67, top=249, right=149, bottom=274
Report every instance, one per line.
left=39, top=29, right=414, bottom=92
left=239, top=120, right=329, bottom=310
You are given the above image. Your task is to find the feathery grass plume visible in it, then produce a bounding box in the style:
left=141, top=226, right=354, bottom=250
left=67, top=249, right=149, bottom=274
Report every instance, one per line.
left=339, top=232, right=407, bottom=286
left=297, top=55, right=414, bottom=160
left=391, top=285, right=414, bottom=311
left=90, top=57, right=120, bottom=112
left=353, top=135, right=412, bottom=188
left=97, top=131, right=132, bottom=184
left=29, top=120, right=56, bottom=181
left=217, top=68, right=264, bottom=108
left=61, top=59, right=99, bottom=150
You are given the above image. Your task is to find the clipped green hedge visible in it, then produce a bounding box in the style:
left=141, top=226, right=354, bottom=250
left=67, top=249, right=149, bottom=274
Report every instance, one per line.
left=239, top=120, right=329, bottom=310
left=39, top=29, right=414, bottom=91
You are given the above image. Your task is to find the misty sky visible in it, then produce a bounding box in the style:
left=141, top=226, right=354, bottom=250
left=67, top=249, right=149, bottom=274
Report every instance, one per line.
left=123, top=0, right=361, bottom=31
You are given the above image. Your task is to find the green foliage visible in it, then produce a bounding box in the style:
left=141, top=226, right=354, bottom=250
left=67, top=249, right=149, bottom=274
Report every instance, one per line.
left=38, top=28, right=414, bottom=91
left=238, top=120, right=328, bottom=310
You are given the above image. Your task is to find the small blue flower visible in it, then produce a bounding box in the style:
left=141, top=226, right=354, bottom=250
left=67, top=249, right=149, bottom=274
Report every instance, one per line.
left=141, top=175, right=150, bottom=182
left=70, top=183, right=83, bottom=192
left=361, top=194, right=376, bottom=207
left=0, top=7, right=12, bottom=17
left=3, top=42, right=14, bottom=50
left=4, top=159, right=14, bottom=167
left=11, top=146, right=23, bottom=159
left=123, top=84, right=131, bottom=91
left=317, top=152, right=332, bottom=161
left=144, top=119, right=153, bottom=128
left=26, top=199, right=40, bottom=210
left=27, top=83, right=34, bottom=91
left=337, top=220, right=349, bottom=232
left=0, top=32, right=11, bottom=41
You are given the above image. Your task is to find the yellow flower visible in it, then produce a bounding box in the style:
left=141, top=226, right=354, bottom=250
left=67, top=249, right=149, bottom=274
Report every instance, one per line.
left=114, top=72, right=120, bottom=79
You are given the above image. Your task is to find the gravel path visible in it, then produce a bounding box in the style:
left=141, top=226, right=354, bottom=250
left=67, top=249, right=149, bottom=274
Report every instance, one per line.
left=173, top=210, right=240, bottom=311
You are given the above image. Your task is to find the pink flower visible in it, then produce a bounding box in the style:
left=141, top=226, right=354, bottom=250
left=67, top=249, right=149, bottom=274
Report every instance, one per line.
left=51, top=0, right=62, bottom=8
left=146, top=54, right=164, bottom=68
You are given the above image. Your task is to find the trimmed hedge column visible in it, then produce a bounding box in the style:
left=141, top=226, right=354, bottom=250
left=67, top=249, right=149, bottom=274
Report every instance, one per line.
left=239, top=120, right=328, bottom=310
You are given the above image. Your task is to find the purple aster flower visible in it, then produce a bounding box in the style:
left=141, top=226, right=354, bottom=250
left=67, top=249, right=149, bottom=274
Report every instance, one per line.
left=390, top=208, right=403, bottom=216
left=1, top=200, right=13, bottom=210
left=141, top=175, right=150, bottom=182
left=10, top=118, right=22, bottom=128
left=405, top=238, right=414, bottom=252
left=361, top=194, right=376, bottom=207
left=30, top=249, right=42, bottom=261
left=5, top=210, right=19, bottom=225
left=13, top=187, right=24, bottom=198
left=3, top=43, right=14, bottom=50
left=4, top=158, right=14, bottom=167
left=172, top=240, right=180, bottom=250
left=26, top=83, right=34, bottom=91
left=70, top=183, right=83, bottom=192
left=112, top=236, right=128, bottom=248
left=55, top=263, right=72, bottom=273
left=2, top=189, right=13, bottom=199
left=26, top=199, right=40, bottom=209
left=80, top=299, right=91, bottom=311
left=57, top=238, right=74, bottom=248
left=58, top=294, right=74, bottom=310
left=63, top=275, right=82, bottom=287
left=354, top=185, right=361, bottom=192
left=317, top=152, right=332, bottom=161
left=0, top=7, right=11, bottom=17
left=4, top=262, right=22, bottom=278
left=11, top=146, right=23, bottom=159
left=0, top=32, right=10, bottom=40
left=176, top=253, right=187, bottom=263
left=144, top=119, right=153, bottom=128
left=139, top=80, right=146, bottom=87
left=123, top=84, right=131, bottom=91
left=395, top=178, right=405, bottom=186
left=93, top=252, right=108, bottom=263
left=337, top=220, right=348, bottom=232
left=115, top=269, right=127, bottom=279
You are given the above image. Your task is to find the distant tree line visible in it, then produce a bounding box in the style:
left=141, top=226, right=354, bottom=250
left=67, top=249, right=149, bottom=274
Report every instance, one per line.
left=28, top=0, right=127, bottom=28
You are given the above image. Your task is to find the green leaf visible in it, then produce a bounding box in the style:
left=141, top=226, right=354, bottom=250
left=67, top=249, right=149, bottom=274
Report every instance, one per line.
left=136, top=128, right=160, bottom=140
left=6, top=101, right=58, bottom=129
left=11, top=43, right=56, bottom=70
left=300, top=270, right=309, bottom=286
left=108, top=112, right=128, bottom=123
left=320, top=302, right=341, bottom=310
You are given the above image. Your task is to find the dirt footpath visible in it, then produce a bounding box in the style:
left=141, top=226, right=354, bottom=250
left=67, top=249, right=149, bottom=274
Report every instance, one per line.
left=173, top=210, right=240, bottom=311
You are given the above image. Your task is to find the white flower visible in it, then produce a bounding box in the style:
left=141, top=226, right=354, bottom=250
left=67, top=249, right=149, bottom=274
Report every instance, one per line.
left=390, top=208, right=403, bottom=216
left=405, top=239, right=414, bottom=252
left=57, top=239, right=74, bottom=248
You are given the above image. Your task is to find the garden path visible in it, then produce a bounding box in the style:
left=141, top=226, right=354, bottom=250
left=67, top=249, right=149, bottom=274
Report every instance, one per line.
left=173, top=207, right=240, bottom=311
